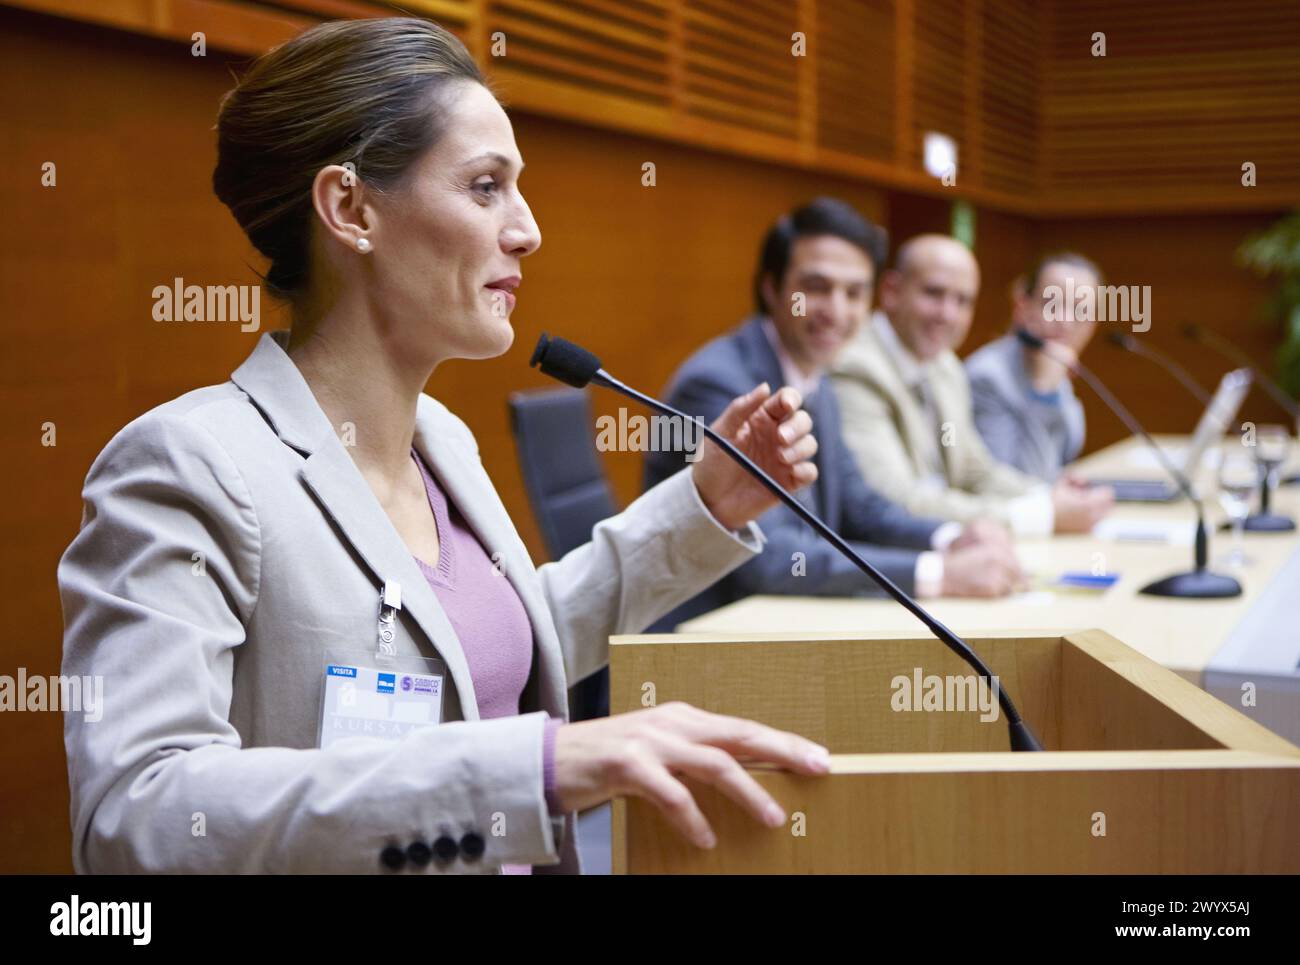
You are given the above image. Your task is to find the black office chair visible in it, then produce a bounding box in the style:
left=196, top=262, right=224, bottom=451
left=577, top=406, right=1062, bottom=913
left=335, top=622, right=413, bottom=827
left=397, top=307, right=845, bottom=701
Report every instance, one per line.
left=508, top=387, right=617, bottom=720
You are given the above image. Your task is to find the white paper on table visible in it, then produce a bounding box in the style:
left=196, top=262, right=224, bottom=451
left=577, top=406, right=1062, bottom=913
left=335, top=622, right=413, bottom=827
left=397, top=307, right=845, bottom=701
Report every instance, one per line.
left=1123, top=445, right=1187, bottom=470
left=1121, top=443, right=1223, bottom=472
left=1012, top=590, right=1058, bottom=606
left=1092, top=517, right=1196, bottom=546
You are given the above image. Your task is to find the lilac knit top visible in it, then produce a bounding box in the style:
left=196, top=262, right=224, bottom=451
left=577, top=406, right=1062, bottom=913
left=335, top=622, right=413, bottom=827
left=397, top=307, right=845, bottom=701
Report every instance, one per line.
left=409, top=448, right=561, bottom=871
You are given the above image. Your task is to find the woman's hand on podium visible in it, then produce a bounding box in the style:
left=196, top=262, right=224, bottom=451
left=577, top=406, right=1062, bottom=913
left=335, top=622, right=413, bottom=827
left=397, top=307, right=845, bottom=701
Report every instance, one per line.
left=554, top=702, right=831, bottom=848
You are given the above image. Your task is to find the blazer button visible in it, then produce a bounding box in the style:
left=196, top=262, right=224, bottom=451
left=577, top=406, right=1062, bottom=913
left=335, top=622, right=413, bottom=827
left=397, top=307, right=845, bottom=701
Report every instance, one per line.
left=432, top=835, right=460, bottom=864
left=460, top=832, right=486, bottom=862
left=379, top=844, right=407, bottom=871
left=407, top=840, right=432, bottom=868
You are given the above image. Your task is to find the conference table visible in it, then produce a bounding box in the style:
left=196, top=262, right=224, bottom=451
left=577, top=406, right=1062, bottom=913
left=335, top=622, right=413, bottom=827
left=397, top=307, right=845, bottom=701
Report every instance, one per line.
left=679, top=434, right=1300, bottom=744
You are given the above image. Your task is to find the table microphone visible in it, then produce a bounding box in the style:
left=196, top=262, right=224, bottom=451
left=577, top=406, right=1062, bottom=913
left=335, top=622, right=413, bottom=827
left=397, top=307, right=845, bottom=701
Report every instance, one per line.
left=1183, top=324, right=1300, bottom=485
left=1183, top=324, right=1299, bottom=424
left=1110, top=333, right=1291, bottom=532
left=1107, top=332, right=1211, bottom=405
left=1015, top=329, right=1241, bottom=598
left=530, top=333, right=1044, bottom=752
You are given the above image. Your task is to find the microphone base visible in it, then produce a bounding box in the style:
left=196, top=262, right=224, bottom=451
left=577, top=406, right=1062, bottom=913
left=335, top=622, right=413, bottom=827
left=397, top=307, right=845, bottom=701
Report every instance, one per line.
left=1243, top=512, right=1297, bottom=533
left=1218, top=513, right=1298, bottom=533
left=1140, top=568, right=1242, bottom=599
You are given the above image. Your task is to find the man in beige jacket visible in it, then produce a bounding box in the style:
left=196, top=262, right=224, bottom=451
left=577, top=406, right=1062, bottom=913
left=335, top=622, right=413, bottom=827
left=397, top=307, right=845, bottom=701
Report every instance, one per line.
left=831, top=235, right=1112, bottom=537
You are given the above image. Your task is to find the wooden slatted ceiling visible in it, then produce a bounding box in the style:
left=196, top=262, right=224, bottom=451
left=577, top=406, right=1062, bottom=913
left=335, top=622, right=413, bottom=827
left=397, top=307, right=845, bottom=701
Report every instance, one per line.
left=484, top=0, right=671, bottom=104
left=679, top=0, right=800, bottom=138
left=909, top=0, right=965, bottom=173
left=977, top=0, right=1036, bottom=194
left=6, top=0, right=1298, bottom=213
left=815, top=0, right=896, bottom=164
left=1041, top=0, right=1300, bottom=204
left=271, top=0, right=404, bottom=19
left=385, top=0, right=473, bottom=47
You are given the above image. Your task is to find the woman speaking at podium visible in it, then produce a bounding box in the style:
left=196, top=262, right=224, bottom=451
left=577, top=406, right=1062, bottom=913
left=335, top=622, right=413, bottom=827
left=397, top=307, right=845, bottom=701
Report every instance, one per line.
left=57, top=17, right=828, bottom=874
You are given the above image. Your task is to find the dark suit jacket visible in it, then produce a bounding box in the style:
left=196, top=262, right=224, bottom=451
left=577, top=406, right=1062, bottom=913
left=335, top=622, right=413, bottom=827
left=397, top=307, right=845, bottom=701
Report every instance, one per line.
left=643, top=316, right=944, bottom=627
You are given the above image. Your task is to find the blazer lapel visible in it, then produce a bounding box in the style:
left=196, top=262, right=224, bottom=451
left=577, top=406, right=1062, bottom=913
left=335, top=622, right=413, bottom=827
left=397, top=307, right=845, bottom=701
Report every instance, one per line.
left=738, top=316, right=786, bottom=395
left=883, top=357, right=943, bottom=480
left=231, top=330, right=481, bottom=719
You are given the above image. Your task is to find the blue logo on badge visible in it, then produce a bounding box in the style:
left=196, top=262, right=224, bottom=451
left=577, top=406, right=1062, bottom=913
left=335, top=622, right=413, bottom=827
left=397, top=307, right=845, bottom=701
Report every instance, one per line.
left=327, top=665, right=357, bottom=678
left=377, top=673, right=396, bottom=694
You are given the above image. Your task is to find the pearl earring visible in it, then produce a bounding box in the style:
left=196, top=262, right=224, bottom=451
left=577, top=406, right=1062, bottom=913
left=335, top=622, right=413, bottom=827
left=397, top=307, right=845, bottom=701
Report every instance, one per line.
left=356, top=237, right=371, bottom=253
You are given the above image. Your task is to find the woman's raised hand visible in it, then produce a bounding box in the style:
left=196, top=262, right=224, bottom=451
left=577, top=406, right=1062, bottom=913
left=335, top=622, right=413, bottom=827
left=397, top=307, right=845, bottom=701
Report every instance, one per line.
left=690, top=383, right=818, bottom=531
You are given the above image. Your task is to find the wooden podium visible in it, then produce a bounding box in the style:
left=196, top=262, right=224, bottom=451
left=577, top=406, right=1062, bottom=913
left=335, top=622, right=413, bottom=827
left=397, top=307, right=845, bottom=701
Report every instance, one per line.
left=608, top=629, right=1300, bottom=873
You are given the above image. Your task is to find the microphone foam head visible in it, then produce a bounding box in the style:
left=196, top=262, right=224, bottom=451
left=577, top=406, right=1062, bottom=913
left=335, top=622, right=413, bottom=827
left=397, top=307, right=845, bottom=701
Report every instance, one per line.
left=1014, top=328, right=1045, bottom=350
left=530, top=333, right=602, bottom=388
left=1107, top=331, right=1133, bottom=349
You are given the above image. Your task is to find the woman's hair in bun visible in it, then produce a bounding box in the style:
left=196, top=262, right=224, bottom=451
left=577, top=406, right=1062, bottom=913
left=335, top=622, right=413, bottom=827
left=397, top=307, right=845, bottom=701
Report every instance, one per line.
left=212, top=17, right=485, bottom=301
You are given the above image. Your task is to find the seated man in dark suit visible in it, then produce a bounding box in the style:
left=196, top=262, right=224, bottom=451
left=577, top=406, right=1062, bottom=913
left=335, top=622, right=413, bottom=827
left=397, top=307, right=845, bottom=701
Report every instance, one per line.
left=644, top=198, right=1023, bottom=628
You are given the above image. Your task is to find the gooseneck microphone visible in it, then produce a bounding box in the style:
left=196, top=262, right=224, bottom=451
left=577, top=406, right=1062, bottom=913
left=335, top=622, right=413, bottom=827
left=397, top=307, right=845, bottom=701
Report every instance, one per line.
left=1183, top=324, right=1300, bottom=423
left=531, top=333, right=1044, bottom=752
left=1184, top=324, right=1300, bottom=486
left=1015, top=329, right=1241, bottom=599
left=1113, top=332, right=1292, bottom=531
left=1107, top=332, right=1211, bottom=406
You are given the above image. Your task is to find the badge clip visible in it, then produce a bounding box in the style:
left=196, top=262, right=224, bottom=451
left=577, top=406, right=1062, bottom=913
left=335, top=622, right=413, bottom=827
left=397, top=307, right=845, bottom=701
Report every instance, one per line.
left=376, top=579, right=402, bottom=659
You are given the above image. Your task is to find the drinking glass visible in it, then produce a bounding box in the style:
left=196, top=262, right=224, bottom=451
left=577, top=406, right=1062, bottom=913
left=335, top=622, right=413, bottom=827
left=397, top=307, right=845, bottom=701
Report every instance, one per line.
left=1216, top=450, right=1256, bottom=568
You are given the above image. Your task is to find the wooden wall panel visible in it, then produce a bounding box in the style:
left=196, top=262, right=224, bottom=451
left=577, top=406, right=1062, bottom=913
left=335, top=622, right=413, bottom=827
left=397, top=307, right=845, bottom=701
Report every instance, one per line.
left=963, top=205, right=1038, bottom=350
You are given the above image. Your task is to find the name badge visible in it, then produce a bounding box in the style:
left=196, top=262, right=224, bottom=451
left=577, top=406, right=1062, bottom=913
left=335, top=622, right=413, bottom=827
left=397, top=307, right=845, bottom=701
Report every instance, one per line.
left=318, top=662, right=445, bottom=750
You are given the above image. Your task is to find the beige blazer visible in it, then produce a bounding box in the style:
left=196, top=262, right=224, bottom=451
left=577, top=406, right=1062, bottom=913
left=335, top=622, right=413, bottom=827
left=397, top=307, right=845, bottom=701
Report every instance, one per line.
left=58, top=330, right=761, bottom=874
left=830, top=317, right=1041, bottom=528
